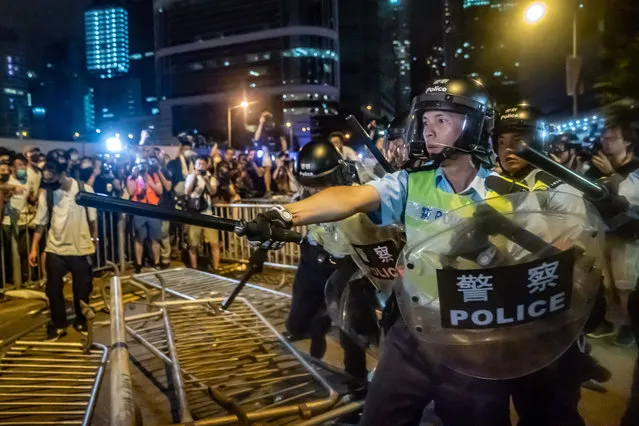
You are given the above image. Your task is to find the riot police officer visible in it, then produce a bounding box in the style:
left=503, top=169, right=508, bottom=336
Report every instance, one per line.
left=492, top=104, right=612, bottom=425
left=248, top=78, right=600, bottom=425
left=249, top=77, right=511, bottom=425
left=286, top=139, right=368, bottom=387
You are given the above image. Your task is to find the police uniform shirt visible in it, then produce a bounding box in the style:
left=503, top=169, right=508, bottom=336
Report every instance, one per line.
left=365, top=167, right=493, bottom=226
left=521, top=169, right=586, bottom=216
left=509, top=169, right=587, bottom=259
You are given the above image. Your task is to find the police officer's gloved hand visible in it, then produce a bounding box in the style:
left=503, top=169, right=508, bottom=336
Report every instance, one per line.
left=248, top=205, right=294, bottom=250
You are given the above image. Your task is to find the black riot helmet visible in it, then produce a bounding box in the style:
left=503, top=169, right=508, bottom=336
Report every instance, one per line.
left=295, top=139, right=359, bottom=188
left=494, top=104, right=549, bottom=152
left=405, top=76, right=495, bottom=167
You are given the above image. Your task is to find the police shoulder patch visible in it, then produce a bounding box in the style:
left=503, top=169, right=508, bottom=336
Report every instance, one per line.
left=535, top=171, right=562, bottom=190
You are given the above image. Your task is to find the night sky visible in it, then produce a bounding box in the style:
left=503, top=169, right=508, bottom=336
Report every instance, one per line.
left=0, top=0, right=88, bottom=63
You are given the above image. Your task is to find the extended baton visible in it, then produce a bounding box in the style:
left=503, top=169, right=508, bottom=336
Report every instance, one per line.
left=514, top=141, right=607, bottom=200
left=75, top=191, right=303, bottom=244
left=346, top=115, right=395, bottom=173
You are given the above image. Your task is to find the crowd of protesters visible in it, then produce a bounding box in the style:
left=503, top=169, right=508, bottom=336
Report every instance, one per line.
left=0, top=111, right=304, bottom=339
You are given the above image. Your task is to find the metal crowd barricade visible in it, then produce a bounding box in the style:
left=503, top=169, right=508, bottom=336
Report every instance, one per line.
left=132, top=268, right=291, bottom=328
left=123, top=269, right=368, bottom=424
left=0, top=340, right=108, bottom=426
left=213, top=204, right=303, bottom=270
left=109, top=276, right=139, bottom=426
left=126, top=297, right=338, bottom=425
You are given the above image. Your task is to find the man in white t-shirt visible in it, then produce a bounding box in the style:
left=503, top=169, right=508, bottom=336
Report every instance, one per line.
left=329, top=132, right=358, bottom=162
left=28, top=160, right=98, bottom=341
left=185, top=155, right=220, bottom=271
left=1, top=154, right=37, bottom=286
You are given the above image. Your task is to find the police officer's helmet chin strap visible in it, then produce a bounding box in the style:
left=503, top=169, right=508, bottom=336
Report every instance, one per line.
left=427, top=141, right=476, bottom=166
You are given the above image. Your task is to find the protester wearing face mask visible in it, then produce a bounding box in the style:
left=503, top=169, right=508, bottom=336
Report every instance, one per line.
left=25, top=148, right=42, bottom=191
left=167, top=139, right=195, bottom=197
left=28, top=160, right=98, bottom=341
left=1, top=154, right=36, bottom=286
left=69, top=157, right=94, bottom=187
left=67, top=149, right=80, bottom=168
left=36, top=154, right=46, bottom=171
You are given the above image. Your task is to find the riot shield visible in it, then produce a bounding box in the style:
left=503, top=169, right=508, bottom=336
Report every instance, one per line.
left=337, top=213, right=405, bottom=295
left=396, top=191, right=605, bottom=379
left=325, top=264, right=382, bottom=349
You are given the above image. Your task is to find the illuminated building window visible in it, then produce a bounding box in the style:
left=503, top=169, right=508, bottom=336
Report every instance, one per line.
left=85, top=7, right=129, bottom=78
left=463, top=0, right=490, bottom=8
left=281, top=48, right=338, bottom=60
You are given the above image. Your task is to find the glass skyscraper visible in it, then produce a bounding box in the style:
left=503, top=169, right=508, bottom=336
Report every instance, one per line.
left=85, top=7, right=130, bottom=78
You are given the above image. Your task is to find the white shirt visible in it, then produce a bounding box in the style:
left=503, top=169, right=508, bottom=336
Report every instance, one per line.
left=27, top=167, right=41, bottom=192
left=185, top=173, right=217, bottom=215
left=2, top=175, right=33, bottom=226
left=34, top=179, right=97, bottom=256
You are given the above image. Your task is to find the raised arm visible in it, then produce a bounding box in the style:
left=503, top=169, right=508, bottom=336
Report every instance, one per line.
left=284, top=185, right=380, bottom=226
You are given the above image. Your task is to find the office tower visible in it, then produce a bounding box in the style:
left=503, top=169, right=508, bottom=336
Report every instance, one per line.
left=154, top=0, right=339, bottom=145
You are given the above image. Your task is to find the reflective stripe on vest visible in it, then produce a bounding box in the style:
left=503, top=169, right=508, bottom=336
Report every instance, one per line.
left=405, top=169, right=508, bottom=243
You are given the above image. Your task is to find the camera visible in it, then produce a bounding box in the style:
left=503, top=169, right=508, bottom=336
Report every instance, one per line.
left=578, top=137, right=601, bottom=160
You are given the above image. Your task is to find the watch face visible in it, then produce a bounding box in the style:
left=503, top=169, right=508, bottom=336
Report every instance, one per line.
left=282, top=210, right=293, bottom=221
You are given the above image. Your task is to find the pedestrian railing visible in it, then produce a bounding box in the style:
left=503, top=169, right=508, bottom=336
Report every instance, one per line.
left=0, top=199, right=301, bottom=292
left=213, top=203, right=303, bottom=270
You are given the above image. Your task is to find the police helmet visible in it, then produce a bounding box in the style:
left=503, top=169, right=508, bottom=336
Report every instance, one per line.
left=494, top=104, right=548, bottom=152
left=405, top=76, right=495, bottom=167
left=295, top=139, right=359, bottom=188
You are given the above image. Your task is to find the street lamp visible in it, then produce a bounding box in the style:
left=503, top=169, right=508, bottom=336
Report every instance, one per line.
left=285, top=121, right=293, bottom=150
left=523, top=2, right=546, bottom=24
left=524, top=1, right=579, bottom=117
left=228, top=100, right=257, bottom=147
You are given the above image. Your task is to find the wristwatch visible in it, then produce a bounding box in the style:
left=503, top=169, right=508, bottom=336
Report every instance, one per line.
left=271, top=205, right=294, bottom=227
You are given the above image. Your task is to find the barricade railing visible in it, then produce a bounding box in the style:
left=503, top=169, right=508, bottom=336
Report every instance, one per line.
left=0, top=209, right=127, bottom=290
left=213, top=203, right=303, bottom=270
left=0, top=199, right=300, bottom=291
left=109, top=276, right=141, bottom=426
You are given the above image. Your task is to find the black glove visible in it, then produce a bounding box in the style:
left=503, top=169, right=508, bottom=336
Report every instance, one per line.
left=248, top=206, right=294, bottom=250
